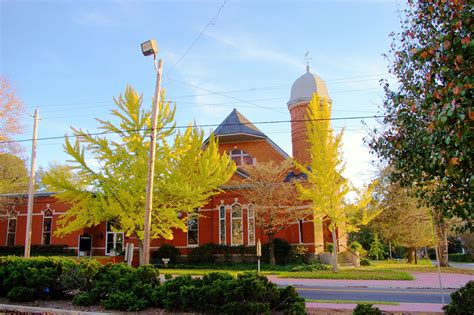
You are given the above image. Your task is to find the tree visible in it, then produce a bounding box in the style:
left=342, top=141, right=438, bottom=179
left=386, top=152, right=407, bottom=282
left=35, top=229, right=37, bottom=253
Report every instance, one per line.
left=368, top=234, right=385, bottom=261
left=237, top=160, right=308, bottom=265
left=43, top=86, right=236, bottom=265
left=295, top=95, right=380, bottom=271
left=0, top=153, right=28, bottom=220
left=370, top=169, right=433, bottom=264
left=368, top=1, right=472, bottom=231
left=0, top=77, right=25, bottom=154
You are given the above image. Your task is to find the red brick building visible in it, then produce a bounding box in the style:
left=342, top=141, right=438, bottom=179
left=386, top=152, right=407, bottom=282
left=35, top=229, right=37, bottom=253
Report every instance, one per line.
left=0, top=67, right=347, bottom=259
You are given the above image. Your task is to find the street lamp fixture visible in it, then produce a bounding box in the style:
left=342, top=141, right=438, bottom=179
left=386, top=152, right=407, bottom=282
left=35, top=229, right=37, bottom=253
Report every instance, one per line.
left=141, top=39, right=159, bottom=56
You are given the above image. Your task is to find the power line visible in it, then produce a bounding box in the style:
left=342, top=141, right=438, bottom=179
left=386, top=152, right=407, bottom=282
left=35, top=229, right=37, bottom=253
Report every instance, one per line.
left=37, top=73, right=389, bottom=110
left=0, top=115, right=385, bottom=145
left=165, top=0, right=228, bottom=76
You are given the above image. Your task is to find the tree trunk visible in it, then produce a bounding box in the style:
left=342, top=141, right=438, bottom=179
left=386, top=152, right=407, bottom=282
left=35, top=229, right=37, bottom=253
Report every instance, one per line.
left=268, top=234, right=276, bottom=266
left=331, top=229, right=338, bottom=272
left=407, top=247, right=416, bottom=264
left=435, top=221, right=449, bottom=267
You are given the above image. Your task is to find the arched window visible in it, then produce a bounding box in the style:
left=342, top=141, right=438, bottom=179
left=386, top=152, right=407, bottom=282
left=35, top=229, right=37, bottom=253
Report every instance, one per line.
left=6, top=211, right=17, bottom=247
left=231, top=203, right=243, bottom=245
left=187, top=209, right=199, bottom=246
left=230, top=149, right=254, bottom=166
left=42, top=208, right=53, bottom=245
left=248, top=204, right=255, bottom=245
left=219, top=205, right=226, bottom=245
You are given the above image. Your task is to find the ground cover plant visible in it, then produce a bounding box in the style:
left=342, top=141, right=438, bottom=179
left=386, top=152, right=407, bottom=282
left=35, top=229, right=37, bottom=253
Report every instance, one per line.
left=443, top=281, right=474, bottom=315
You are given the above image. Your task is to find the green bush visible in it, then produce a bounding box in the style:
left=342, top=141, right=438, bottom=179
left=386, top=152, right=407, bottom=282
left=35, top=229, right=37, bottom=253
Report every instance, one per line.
left=74, top=263, right=160, bottom=311
left=6, top=286, right=35, bottom=302
left=262, top=238, right=293, bottom=265
left=449, top=253, right=473, bottom=262
left=152, top=244, right=181, bottom=264
left=353, top=303, right=382, bottom=315
left=443, top=281, right=474, bottom=315
left=326, top=243, right=334, bottom=253
left=61, top=258, right=102, bottom=294
left=0, top=256, right=76, bottom=300
left=155, top=272, right=305, bottom=314
left=360, top=259, right=371, bottom=266
left=0, top=245, right=75, bottom=256
left=72, top=292, right=96, bottom=306
left=290, top=262, right=331, bottom=272
left=187, top=243, right=218, bottom=264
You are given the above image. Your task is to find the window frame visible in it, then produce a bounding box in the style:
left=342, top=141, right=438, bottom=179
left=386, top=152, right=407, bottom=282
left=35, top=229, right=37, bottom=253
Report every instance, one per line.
left=247, top=204, right=255, bottom=246
left=42, top=208, right=54, bottom=245
left=229, top=149, right=254, bottom=166
left=105, top=221, right=124, bottom=256
left=187, top=209, right=199, bottom=247
left=218, top=205, right=226, bottom=245
left=6, top=211, right=17, bottom=247
left=230, top=203, right=243, bottom=246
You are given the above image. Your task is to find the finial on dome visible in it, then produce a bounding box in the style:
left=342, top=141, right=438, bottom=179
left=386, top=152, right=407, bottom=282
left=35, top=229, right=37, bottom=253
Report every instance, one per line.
left=304, top=49, right=312, bottom=73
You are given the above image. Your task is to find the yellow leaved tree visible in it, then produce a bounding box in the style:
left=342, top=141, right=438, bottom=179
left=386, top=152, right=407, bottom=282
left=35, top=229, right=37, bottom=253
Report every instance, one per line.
left=43, top=86, right=236, bottom=265
left=295, top=94, right=380, bottom=272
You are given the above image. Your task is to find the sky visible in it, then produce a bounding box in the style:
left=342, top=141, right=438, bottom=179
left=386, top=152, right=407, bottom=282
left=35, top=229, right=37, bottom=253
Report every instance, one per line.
left=1, top=0, right=404, bottom=188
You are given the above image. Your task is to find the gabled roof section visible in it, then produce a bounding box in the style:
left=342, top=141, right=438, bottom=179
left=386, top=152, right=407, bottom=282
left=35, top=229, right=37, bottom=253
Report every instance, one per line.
left=214, top=108, right=266, bottom=139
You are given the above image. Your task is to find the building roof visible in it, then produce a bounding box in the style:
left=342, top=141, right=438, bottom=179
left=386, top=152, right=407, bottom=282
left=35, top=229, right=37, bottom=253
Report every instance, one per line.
left=0, top=192, right=57, bottom=198
left=287, top=66, right=330, bottom=107
left=214, top=108, right=267, bottom=139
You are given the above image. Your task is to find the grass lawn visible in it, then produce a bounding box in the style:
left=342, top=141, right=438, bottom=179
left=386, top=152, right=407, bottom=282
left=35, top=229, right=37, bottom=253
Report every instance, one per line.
left=305, top=299, right=399, bottom=305
left=364, top=259, right=474, bottom=275
left=159, top=264, right=413, bottom=280
left=277, top=269, right=413, bottom=280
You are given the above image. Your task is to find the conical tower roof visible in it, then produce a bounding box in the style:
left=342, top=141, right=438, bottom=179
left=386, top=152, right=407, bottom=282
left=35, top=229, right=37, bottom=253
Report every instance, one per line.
left=214, top=108, right=266, bottom=140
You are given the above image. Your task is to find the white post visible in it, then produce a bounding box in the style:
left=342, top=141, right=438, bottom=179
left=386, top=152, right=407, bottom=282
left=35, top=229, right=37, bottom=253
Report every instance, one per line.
left=431, top=213, right=445, bottom=304
left=24, top=108, right=39, bottom=258
left=142, top=59, right=163, bottom=265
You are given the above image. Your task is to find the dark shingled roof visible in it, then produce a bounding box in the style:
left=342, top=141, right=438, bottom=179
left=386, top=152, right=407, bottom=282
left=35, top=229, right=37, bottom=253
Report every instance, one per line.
left=214, top=108, right=266, bottom=138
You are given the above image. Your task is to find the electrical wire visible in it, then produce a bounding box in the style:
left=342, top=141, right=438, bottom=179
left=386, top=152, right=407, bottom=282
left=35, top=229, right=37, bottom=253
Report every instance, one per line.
left=0, top=115, right=385, bottom=145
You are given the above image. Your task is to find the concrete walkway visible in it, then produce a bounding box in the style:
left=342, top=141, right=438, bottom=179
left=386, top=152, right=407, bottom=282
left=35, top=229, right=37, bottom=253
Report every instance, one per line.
left=268, top=272, right=474, bottom=289
left=307, top=302, right=445, bottom=313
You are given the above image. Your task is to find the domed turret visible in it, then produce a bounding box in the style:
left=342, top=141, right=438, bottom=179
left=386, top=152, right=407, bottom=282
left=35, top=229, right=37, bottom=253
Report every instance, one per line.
left=288, top=66, right=331, bottom=164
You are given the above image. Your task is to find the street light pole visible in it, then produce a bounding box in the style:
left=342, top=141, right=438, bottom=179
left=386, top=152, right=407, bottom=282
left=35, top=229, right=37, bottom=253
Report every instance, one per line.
left=142, top=51, right=163, bottom=265
left=24, top=108, right=40, bottom=258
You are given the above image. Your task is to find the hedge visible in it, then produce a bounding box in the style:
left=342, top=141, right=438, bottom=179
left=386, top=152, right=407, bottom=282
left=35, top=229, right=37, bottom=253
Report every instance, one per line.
left=0, top=256, right=306, bottom=313
left=0, top=245, right=75, bottom=256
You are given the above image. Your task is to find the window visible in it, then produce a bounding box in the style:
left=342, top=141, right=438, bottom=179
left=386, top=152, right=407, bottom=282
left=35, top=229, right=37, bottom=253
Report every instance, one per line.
left=248, top=204, right=255, bottom=245
left=231, top=203, right=243, bottom=245
left=42, top=208, right=53, bottom=245
left=6, top=211, right=17, bottom=247
left=230, top=149, right=254, bottom=166
left=187, top=209, right=199, bottom=246
left=219, top=205, right=226, bottom=245
left=106, top=222, right=124, bottom=255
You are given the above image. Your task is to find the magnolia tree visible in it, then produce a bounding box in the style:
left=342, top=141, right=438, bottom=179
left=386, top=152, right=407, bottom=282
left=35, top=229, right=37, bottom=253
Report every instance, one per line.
left=296, top=95, right=380, bottom=272
left=44, top=86, right=236, bottom=265
left=237, top=160, right=308, bottom=265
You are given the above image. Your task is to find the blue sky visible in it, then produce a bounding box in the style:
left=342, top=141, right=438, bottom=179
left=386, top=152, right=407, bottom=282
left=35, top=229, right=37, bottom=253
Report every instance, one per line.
left=1, top=0, right=403, bottom=187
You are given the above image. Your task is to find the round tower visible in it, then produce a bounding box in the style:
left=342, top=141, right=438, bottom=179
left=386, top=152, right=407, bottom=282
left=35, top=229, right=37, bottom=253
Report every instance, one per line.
left=287, top=65, right=331, bottom=165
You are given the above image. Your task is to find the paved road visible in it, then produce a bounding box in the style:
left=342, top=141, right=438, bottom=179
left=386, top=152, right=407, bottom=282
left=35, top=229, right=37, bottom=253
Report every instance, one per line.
left=431, top=260, right=474, bottom=270
left=293, top=285, right=453, bottom=304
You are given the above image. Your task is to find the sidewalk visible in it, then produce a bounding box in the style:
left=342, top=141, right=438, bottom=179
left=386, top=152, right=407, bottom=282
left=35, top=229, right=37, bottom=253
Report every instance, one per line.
left=268, top=272, right=474, bottom=289
left=306, top=302, right=445, bottom=314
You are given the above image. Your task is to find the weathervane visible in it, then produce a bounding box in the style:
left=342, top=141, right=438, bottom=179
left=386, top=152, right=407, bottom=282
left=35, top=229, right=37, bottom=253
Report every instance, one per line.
left=304, top=50, right=312, bottom=72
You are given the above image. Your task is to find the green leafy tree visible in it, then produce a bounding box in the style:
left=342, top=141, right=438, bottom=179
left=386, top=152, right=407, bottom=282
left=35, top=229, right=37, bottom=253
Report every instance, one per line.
left=43, top=86, right=236, bottom=264
left=0, top=153, right=28, bottom=218
left=368, top=234, right=385, bottom=261
left=295, top=95, right=380, bottom=271
left=369, top=1, right=472, bottom=231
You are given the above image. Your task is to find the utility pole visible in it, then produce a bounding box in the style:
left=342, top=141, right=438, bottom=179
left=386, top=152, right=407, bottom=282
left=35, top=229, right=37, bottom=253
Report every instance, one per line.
left=142, top=56, right=163, bottom=265
left=24, top=108, right=39, bottom=258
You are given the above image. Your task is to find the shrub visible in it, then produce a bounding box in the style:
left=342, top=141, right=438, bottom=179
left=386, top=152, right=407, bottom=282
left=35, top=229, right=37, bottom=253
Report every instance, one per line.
left=187, top=243, right=218, bottom=264
left=360, top=259, right=371, bottom=266
left=291, top=245, right=308, bottom=263
left=449, top=253, right=473, bottom=262
left=290, top=262, right=331, bottom=272
left=61, top=258, right=102, bottom=294
left=152, top=244, right=180, bottom=264
left=353, top=303, right=382, bottom=315
left=72, top=292, right=96, bottom=306
left=156, top=272, right=305, bottom=314
left=326, top=243, right=334, bottom=253
left=263, top=238, right=293, bottom=265
left=0, top=245, right=75, bottom=256
left=1, top=256, right=76, bottom=300
left=6, top=286, right=35, bottom=302
left=443, top=281, right=474, bottom=315
left=349, top=241, right=367, bottom=258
